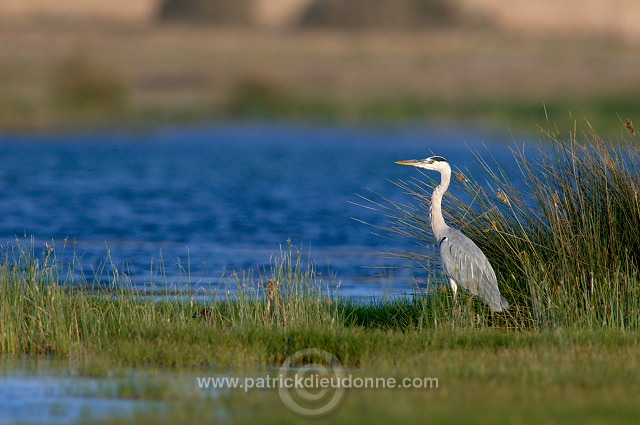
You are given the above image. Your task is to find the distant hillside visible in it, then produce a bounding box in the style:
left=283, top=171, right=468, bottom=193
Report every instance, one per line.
left=154, top=0, right=640, bottom=38
left=0, top=0, right=638, bottom=39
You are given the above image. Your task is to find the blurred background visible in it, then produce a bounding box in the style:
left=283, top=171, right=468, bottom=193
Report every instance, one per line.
left=1, top=0, right=639, bottom=132
left=1, top=4, right=638, bottom=423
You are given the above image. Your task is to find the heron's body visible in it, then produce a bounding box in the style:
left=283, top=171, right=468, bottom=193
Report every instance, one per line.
left=396, top=155, right=509, bottom=312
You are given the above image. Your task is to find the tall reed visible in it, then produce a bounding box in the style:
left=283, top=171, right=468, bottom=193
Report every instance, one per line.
left=369, top=123, right=640, bottom=329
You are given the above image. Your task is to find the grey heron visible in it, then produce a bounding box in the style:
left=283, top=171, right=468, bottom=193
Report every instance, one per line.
left=396, top=156, right=509, bottom=312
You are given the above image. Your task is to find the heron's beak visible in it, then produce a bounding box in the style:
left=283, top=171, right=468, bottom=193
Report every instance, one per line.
left=395, top=159, right=422, bottom=167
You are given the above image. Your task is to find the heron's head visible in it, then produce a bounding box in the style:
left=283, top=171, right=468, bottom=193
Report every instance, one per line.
left=395, top=156, right=449, bottom=172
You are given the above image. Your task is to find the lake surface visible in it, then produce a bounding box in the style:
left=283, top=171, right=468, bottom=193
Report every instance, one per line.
left=0, top=355, right=211, bottom=425
left=0, top=358, right=140, bottom=425
left=0, top=123, right=517, bottom=298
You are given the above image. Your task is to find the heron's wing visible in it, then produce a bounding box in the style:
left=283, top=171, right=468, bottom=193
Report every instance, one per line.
left=439, top=229, right=509, bottom=311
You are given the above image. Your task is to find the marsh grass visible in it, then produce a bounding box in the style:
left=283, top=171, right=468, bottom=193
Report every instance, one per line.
left=0, top=238, right=208, bottom=359
left=363, top=122, right=640, bottom=329
left=0, top=236, right=500, bottom=367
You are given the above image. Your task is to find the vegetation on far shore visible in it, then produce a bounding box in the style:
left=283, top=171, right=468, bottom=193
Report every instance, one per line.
left=4, top=65, right=639, bottom=133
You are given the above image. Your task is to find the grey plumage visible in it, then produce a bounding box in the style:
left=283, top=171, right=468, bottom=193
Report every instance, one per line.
left=439, top=228, right=509, bottom=311
left=396, top=155, right=509, bottom=312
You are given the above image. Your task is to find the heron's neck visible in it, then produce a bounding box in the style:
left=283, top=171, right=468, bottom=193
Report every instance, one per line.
left=430, top=168, right=450, bottom=242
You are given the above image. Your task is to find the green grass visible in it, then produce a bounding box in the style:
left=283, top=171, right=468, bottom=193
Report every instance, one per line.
left=70, top=328, right=640, bottom=425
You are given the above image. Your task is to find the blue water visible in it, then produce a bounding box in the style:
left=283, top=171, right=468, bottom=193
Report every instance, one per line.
left=0, top=375, right=141, bottom=425
left=0, top=124, right=516, bottom=297
left=0, top=355, right=202, bottom=425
